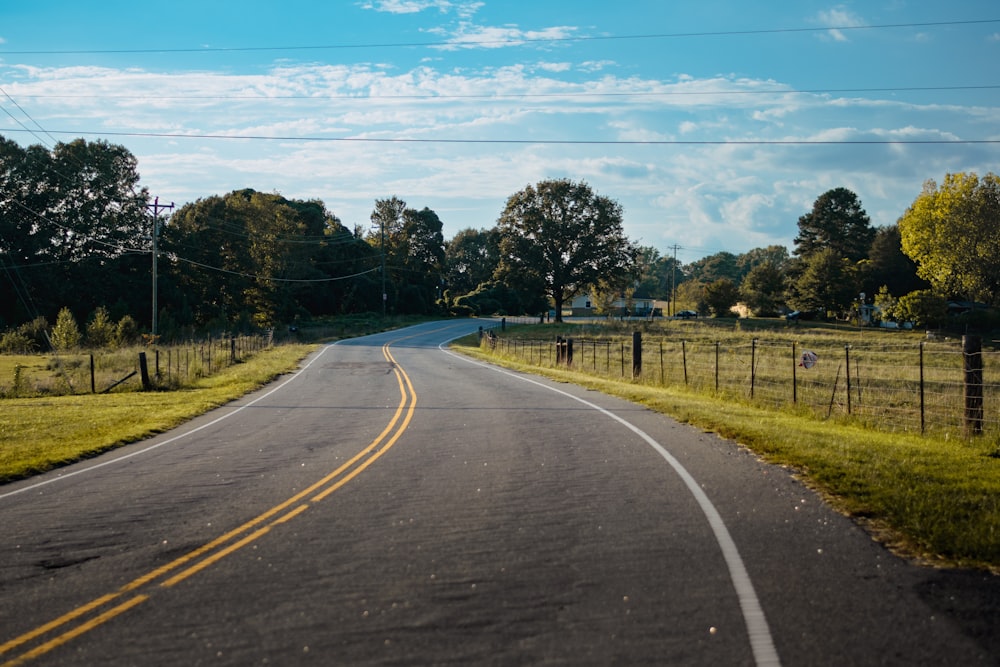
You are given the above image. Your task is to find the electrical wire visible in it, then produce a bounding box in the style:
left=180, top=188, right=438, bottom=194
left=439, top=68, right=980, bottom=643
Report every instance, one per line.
left=13, top=84, right=1000, bottom=102
left=2, top=127, right=995, bottom=145
left=2, top=18, right=997, bottom=55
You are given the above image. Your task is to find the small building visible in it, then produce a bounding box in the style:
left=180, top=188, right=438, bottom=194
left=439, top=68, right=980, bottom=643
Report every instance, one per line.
left=568, top=295, right=664, bottom=318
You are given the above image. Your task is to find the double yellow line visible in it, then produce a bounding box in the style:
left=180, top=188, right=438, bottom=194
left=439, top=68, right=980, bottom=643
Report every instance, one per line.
left=1, top=341, right=416, bottom=667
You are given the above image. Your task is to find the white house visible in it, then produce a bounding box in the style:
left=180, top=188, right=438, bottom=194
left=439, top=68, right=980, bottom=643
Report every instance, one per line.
left=567, top=295, right=664, bottom=317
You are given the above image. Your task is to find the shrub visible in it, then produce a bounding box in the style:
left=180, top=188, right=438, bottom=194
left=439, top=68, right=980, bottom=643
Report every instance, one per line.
left=51, top=307, right=81, bottom=351
left=85, top=307, right=115, bottom=348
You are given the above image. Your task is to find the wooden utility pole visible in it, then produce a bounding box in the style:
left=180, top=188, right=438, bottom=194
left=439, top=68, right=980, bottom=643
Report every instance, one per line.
left=668, top=244, right=682, bottom=316
left=147, top=197, right=175, bottom=338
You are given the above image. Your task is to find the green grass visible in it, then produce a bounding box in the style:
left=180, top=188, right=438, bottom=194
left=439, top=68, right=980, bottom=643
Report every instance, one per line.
left=454, top=328, right=1000, bottom=572
left=0, top=314, right=433, bottom=483
left=0, top=344, right=317, bottom=483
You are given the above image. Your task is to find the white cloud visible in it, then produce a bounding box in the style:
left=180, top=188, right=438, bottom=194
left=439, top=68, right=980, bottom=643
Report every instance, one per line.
left=359, top=1, right=456, bottom=14
left=2, top=57, right=993, bottom=259
left=817, top=6, right=865, bottom=42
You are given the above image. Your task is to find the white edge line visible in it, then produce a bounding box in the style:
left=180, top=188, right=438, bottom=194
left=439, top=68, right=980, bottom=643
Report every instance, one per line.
left=439, top=337, right=782, bottom=667
left=0, top=344, right=337, bottom=501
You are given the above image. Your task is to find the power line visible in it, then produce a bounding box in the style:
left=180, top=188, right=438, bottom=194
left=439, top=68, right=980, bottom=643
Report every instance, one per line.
left=15, top=84, right=1000, bottom=102
left=2, top=18, right=998, bottom=55
left=2, top=127, right=996, bottom=145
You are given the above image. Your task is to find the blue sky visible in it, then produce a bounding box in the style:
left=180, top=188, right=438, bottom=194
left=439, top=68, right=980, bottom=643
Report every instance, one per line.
left=1, top=1, right=997, bottom=263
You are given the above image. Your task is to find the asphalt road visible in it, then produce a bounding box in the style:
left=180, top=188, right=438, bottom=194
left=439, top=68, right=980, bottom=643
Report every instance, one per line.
left=1, top=320, right=997, bottom=666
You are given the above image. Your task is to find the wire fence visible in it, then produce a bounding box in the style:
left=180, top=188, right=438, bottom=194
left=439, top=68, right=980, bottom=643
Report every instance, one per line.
left=479, top=327, right=999, bottom=439
left=1, top=333, right=272, bottom=397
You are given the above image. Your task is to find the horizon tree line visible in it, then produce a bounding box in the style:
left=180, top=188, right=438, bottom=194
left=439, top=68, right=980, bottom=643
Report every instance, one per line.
left=2, top=134, right=998, bottom=351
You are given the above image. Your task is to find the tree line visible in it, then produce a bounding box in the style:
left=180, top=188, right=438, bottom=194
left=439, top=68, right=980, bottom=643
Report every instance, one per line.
left=1, top=134, right=997, bottom=351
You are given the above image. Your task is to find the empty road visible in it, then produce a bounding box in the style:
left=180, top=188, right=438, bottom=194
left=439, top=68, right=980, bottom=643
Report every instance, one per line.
left=1, top=320, right=996, bottom=665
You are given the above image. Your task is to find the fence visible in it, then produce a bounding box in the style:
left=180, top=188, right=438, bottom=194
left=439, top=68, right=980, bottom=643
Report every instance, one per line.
left=2, top=334, right=271, bottom=397
left=480, top=328, right=1000, bottom=439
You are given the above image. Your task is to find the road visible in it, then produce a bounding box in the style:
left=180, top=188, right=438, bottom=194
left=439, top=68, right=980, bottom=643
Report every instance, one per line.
left=0, top=320, right=997, bottom=666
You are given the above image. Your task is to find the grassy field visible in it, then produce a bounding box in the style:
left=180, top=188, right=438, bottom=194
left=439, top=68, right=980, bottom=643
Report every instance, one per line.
left=456, top=319, right=1000, bottom=572
left=0, top=343, right=316, bottom=483
left=0, top=314, right=433, bottom=483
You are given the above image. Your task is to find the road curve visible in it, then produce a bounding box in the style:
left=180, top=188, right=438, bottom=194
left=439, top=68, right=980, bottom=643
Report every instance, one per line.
left=0, top=320, right=996, bottom=666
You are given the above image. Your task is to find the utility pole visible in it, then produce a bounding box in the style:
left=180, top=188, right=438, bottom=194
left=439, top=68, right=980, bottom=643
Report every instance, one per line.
left=148, top=196, right=175, bottom=338
left=668, top=244, right=682, bottom=316
left=380, top=216, right=386, bottom=318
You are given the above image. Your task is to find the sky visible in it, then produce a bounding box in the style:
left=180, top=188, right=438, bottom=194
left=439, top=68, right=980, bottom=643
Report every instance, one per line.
left=0, top=1, right=998, bottom=264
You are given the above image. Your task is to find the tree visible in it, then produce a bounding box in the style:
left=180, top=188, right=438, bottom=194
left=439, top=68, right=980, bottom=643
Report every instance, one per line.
left=860, top=224, right=928, bottom=297
left=787, top=248, right=857, bottom=317
left=794, top=188, right=874, bottom=262
left=495, top=179, right=636, bottom=322
left=898, top=172, right=1000, bottom=305
left=51, top=307, right=81, bottom=351
left=736, top=245, right=790, bottom=277
left=444, top=227, right=500, bottom=297
left=739, top=262, right=786, bottom=316
left=163, top=189, right=366, bottom=330
left=367, top=198, right=446, bottom=314
left=685, top=251, right=741, bottom=285
left=0, top=136, right=150, bottom=325
left=85, top=306, right=115, bottom=348
left=895, top=290, right=948, bottom=328
left=704, top=278, right=740, bottom=317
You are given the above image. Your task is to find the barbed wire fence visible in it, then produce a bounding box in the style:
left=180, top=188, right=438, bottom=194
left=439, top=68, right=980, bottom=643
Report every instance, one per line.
left=480, top=326, right=998, bottom=439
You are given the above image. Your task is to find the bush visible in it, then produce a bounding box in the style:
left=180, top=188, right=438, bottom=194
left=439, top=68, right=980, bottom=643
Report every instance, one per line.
left=86, top=307, right=115, bottom=348
left=115, top=315, right=140, bottom=347
left=0, top=330, right=36, bottom=354
left=51, top=307, right=81, bottom=351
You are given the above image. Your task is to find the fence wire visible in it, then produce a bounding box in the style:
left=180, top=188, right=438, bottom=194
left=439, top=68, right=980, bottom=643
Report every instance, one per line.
left=482, top=331, right=996, bottom=439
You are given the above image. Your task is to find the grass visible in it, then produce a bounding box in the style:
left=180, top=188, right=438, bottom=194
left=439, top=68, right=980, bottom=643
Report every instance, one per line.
left=0, top=344, right=317, bottom=484
left=453, top=326, right=1000, bottom=572
left=0, top=314, right=431, bottom=483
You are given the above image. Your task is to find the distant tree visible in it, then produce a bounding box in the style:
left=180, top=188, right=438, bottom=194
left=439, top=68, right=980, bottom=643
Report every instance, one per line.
left=368, top=198, right=446, bottom=314
left=736, top=245, right=791, bottom=277
left=787, top=248, right=857, bottom=316
left=685, top=251, right=741, bottom=285
left=860, top=224, right=928, bottom=297
left=794, top=188, right=874, bottom=262
left=704, top=278, right=740, bottom=317
left=895, top=290, right=948, bottom=328
left=898, top=172, right=1000, bottom=305
left=85, top=306, right=115, bottom=348
left=674, top=281, right=708, bottom=315
left=739, top=262, right=786, bottom=316
left=114, top=314, right=139, bottom=347
left=444, top=227, right=500, bottom=297
left=495, top=179, right=636, bottom=322
left=51, top=307, right=81, bottom=351
left=164, top=189, right=364, bottom=329
left=873, top=285, right=897, bottom=322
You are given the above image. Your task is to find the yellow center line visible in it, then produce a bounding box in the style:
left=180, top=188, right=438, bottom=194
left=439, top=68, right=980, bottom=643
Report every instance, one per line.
left=1, top=332, right=427, bottom=665
left=1, top=596, right=149, bottom=667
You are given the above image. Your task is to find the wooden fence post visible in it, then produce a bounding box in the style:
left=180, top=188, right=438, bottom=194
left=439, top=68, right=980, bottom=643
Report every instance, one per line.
left=964, top=335, right=984, bottom=436
left=632, top=331, right=642, bottom=378
left=138, top=352, right=152, bottom=391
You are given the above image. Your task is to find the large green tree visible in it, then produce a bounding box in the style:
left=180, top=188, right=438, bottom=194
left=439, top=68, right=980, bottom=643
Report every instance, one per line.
left=163, top=189, right=367, bottom=330
left=739, top=261, right=787, bottom=316
left=859, top=224, right=928, bottom=298
left=787, top=248, right=858, bottom=316
left=444, top=227, right=501, bottom=297
left=0, top=136, right=149, bottom=326
left=495, top=179, right=636, bottom=322
left=898, top=172, right=1000, bottom=305
left=367, top=198, right=446, bottom=314
left=794, top=188, right=874, bottom=262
